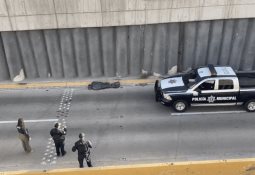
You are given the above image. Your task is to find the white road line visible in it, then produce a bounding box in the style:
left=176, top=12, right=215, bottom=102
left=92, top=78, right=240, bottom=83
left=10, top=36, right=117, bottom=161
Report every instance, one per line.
left=171, top=110, right=247, bottom=116
left=0, top=119, right=58, bottom=124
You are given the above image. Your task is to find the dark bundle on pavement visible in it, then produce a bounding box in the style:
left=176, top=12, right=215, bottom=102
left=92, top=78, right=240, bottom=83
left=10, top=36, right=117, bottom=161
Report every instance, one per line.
left=88, top=81, right=120, bottom=90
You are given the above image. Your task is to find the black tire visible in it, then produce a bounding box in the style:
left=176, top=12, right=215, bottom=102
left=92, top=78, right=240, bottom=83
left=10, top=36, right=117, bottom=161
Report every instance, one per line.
left=244, top=100, right=255, bottom=112
left=173, top=100, right=188, bottom=112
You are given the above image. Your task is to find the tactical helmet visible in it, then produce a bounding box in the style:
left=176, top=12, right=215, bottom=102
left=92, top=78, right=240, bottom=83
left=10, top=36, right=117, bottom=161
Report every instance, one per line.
left=79, top=132, right=85, bottom=138
left=54, top=122, right=59, bottom=128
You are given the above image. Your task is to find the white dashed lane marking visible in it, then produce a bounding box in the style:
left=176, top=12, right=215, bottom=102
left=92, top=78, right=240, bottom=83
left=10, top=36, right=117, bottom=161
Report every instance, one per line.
left=0, top=119, right=58, bottom=124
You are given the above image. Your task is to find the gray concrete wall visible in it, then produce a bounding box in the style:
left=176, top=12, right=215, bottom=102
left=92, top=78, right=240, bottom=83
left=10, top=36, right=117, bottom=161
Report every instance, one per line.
left=1, top=0, right=255, bottom=31
left=0, top=18, right=255, bottom=81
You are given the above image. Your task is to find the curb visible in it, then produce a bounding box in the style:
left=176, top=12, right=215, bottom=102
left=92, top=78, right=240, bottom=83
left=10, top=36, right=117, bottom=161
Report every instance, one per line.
left=3, top=158, right=255, bottom=175
left=0, top=79, right=157, bottom=89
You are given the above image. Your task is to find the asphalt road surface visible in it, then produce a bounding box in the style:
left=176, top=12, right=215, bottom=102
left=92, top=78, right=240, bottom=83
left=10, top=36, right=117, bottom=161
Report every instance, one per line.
left=0, top=85, right=255, bottom=171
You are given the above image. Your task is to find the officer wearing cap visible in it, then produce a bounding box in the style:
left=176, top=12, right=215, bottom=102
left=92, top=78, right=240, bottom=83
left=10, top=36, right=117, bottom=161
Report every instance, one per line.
left=50, top=123, right=67, bottom=156
left=72, top=133, right=93, bottom=168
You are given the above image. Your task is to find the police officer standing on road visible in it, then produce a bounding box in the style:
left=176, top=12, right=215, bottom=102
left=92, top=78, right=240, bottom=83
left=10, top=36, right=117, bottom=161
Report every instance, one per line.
left=50, top=123, right=67, bottom=156
left=16, top=118, right=32, bottom=153
left=72, top=133, right=93, bottom=168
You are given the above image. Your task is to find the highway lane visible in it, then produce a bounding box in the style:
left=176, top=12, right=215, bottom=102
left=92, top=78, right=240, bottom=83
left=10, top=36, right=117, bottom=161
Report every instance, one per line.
left=0, top=85, right=255, bottom=171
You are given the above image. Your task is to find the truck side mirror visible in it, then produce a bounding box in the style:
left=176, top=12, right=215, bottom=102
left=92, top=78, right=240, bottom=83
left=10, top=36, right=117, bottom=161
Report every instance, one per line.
left=193, top=89, right=201, bottom=96
left=196, top=89, right=201, bottom=94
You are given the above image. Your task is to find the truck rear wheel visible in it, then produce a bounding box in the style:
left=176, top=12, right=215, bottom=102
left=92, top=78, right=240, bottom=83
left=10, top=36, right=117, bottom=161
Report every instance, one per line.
left=173, top=100, right=188, bottom=112
left=245, top=100, right=255, bottom=112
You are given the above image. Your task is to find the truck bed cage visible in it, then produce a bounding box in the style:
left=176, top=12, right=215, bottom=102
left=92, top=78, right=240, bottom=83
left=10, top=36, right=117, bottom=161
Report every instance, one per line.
left=208, top=64, right=217, bottom=77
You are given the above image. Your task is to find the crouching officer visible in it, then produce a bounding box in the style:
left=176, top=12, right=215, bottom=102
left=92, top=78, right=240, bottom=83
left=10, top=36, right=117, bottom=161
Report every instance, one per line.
left=50, top=123, right=67, bottom=156
left=72, top=133, right=93, bottom=168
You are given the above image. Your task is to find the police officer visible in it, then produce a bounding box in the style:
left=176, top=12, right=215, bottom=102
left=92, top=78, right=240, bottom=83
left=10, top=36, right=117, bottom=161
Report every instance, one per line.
left=50, top=123, right=66, bottom=156
left=72, top=133, right=93, bottom=168
left=16, top=118, right=32, bottom=153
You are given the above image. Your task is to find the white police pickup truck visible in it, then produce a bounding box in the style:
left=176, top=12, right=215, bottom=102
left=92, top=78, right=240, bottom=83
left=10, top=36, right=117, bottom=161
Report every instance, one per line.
left=154, top=65, right=255, bottom=112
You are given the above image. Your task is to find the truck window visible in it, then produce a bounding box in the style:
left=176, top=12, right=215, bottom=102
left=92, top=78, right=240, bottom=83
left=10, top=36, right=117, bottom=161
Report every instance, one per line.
left=218, top=79, right=233, bottom=90
left=197, top=80, right=215, bottom=91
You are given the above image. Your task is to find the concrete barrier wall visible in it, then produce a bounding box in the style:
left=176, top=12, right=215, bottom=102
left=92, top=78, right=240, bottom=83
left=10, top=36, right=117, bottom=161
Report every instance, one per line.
left=0, top=18, right=255, bottom=81
left=3, top=159, right=255, bottom=175
left=1, top=0, right=255, bottom=31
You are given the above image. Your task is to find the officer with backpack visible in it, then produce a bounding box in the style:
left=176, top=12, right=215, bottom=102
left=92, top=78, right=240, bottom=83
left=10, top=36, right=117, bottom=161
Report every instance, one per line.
left=72, top=133, right=93, bottom=168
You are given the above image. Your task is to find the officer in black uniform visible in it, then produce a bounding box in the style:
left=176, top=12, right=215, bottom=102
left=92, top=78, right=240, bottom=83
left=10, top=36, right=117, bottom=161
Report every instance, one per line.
left=72, top=133, right=93, bottom=168
left=50, top=123, right=67, bottom=156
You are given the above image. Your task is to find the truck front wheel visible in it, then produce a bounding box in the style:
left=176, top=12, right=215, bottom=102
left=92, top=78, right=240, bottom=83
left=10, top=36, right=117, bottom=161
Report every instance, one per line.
left=245, top=100, right=255, bottom=112
left=173, top=100, right=188, bottom=112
